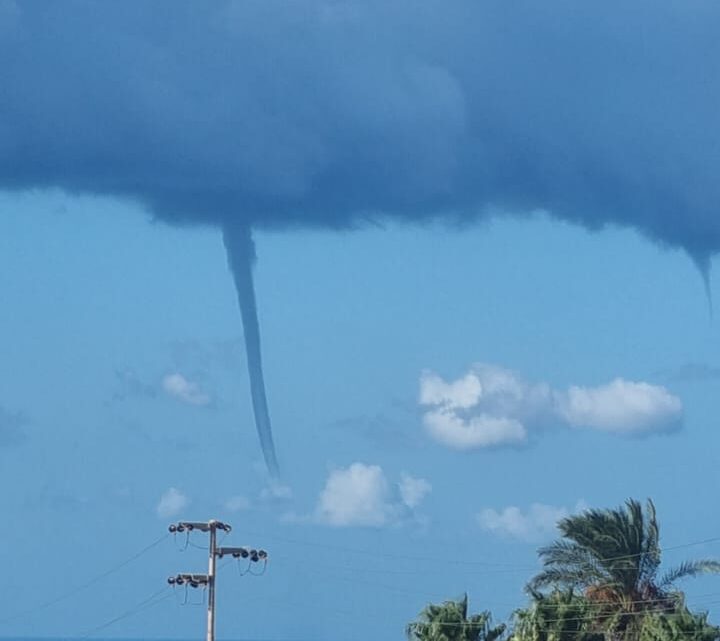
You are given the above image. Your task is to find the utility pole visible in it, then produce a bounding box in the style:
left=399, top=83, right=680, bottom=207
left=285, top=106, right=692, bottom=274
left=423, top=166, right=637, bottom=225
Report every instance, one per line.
left=168, top=519, right=268, bottom=641
left=206, top=520, right=219, bottom=641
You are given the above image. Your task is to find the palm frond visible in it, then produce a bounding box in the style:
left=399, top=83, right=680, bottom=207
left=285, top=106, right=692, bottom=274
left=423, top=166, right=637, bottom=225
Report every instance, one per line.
left=527, top=567, right=607, bottom=591
left=459, top=593, right=469, bottom=620
left=485, top=623, right=506, bottom=641
left=659, top=560, right=720, bottom=588
left=538, top=540, right=600, bottom=568
left=640, top=499, right=661, bottom=586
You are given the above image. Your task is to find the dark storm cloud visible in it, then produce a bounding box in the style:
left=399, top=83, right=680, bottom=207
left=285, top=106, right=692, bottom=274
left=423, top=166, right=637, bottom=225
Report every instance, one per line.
left=2, top=0, right=720, bottom=262
left=4, top=0, right=720, bottom=473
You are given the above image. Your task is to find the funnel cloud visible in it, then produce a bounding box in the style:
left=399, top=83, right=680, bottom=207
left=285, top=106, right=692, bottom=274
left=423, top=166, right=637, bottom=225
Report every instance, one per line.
left=2, top=1, right=720, bottom=470
left=223, top=223, right=279, bottom=476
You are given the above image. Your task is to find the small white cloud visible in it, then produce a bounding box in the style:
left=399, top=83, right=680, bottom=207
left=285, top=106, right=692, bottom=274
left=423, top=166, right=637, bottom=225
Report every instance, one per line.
left=156, top=487, right=189, bottom=519
left=162, top=373, right=211, bottom=406
left=398, top=473, right=432, bottom=509
left=557, top=379, right=682, bottom=434
left=224, top=495, right=251, bottom=512
left=315, top=463, right=431, bottom=527
left=419, top=365, right=545, bottom=449
left=316, top=463, right=390, bottom=527
left=477, top=501, right=586, bottom=542
left=419, top=364, right=682, bottom=449
left=419, top=371, right=483, bottom=409
left=424, top=409, right=527, bottom=449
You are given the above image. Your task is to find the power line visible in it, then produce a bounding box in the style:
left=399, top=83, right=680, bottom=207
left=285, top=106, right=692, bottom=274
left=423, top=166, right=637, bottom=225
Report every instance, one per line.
left=411, top=592, right=720, bottom=614
left=272, top=553, right=533, bottom=577
left=77, top=586, right=173, bottom=639
left=242, top=531, right=720, bottom=569
left=0, top=532, right=171, bottom=625
left=408, top=598, right=720, bottom=629
left=167, top=519, right=269, bottom=641
left=3, top=521, right=718, bottom=638
left=257, top=551, right=720, bottom=615
left=234, top=553, right=720, bottom=615
left=242, top=531, right=529, bottom=567
left=538, top=537, right=720, bottom=567
left=75, top=543, right=240, bottom=639
left=75, top=590, right=720, bottom=641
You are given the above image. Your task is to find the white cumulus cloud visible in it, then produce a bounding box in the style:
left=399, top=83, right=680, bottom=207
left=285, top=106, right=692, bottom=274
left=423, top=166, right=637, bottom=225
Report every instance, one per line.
left=424, top=410, right=527, bottom=449
left=478, top=501, right=587, bottom=542
left=162, top=373, right=211, bottom=406
left=419, top=364, right=682, bottom=450
left=557, top=379, right=682, bottom=434
left=156, top=487, right=189, bottom=519
left=315, top=463, right=430, bottom=527
left=419, top=372, right=483, bottom=409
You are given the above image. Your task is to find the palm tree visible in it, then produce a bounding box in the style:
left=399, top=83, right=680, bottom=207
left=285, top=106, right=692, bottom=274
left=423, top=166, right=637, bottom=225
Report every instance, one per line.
left=639, top=596, right=720, bottom=641
left=511, top=589, right=604, bottom=641
left=406, top=594, right=506, bottom=641
left=527, top=499, right=720, bottom=635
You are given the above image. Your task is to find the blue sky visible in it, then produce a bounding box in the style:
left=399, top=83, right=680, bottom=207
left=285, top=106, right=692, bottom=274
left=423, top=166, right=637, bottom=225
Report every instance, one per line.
left=2, top=195, right=720, bottom=639
left=3, top=2, right=720, bottom=639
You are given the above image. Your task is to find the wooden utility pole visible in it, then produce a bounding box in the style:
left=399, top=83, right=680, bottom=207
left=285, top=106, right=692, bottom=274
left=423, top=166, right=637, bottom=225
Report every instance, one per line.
left=168, top=519, right=268, bottom=641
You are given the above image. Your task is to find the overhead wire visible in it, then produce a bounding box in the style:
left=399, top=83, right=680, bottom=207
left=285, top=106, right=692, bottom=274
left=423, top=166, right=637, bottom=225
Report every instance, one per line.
left=237, top=559, right=252, bottom=576
left=258, top=547, right=720, bottom=615
left=248, top=559, right=268, bottom=576
left=269, top=552, right=532, bottom=577
left=312, top=566, right=720, bottom=613
left=5, top=524, right=719, bottom=637
left=188, top=540, right=209, bottom=550
left=13, top=528, right=253, bottom=637
left=174, top=530, right=191, bottom=552
left=182, top=527, right=229, bottom=552
left=77, top=586, right=173, bottom=639
left=407, top=596, right=720, bottom=629
left=409, top=622, right=720, bottom=640
left=240, top=530, right=712, bottom=606
left=177, top=584, right=207, bottom=607
left=0, top=532, right=171, bottom=625
left=409, top=593, right=720, bottom=619
left=538, top=537, right=720, bottom=568
left=218, top=548, right=720, bottom=614
left=241, top=531, right=720, bottom=570
left=243, top=531, right=529, bottom=568
left=76, top=586, right=720, bottom=640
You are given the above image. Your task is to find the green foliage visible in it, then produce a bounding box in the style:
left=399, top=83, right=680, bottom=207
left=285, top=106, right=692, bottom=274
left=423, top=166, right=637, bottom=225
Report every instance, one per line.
left=406, top=594, right=506, bottom=641
left=528, top=499, right=720, bottom=611
left=510, top=590, right=720, bottom=641
left=638, top=603, right=720, bottom=641
left=510, top=589, right=604, bottom=641
left=406, top=499, right=720, bottom=641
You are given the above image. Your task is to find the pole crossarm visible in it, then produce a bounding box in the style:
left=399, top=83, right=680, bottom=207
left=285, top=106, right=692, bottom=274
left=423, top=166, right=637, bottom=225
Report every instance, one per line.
left=167, top=518, right=268, bottom=641
left=168, top=520, right=232, bottom=534
left=168, top=573, right=210, bottom=587
left=216, top=546, right=268, bottom=562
